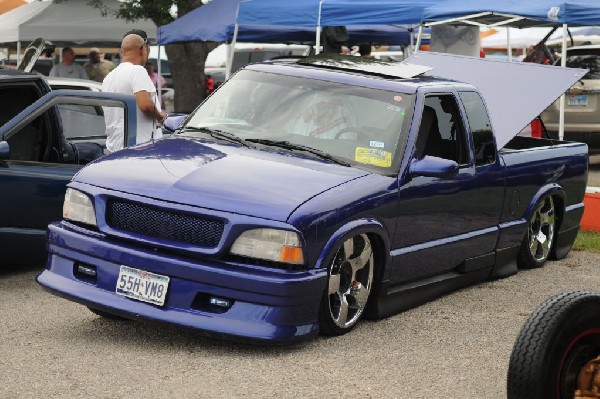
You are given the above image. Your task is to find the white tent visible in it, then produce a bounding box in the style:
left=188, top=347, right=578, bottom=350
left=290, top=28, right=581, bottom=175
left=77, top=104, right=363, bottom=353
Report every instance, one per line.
left=0, top=0, right=156, bottom=47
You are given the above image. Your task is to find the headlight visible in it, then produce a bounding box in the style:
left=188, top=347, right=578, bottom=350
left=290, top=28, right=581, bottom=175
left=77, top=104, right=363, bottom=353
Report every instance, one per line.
left=63, top=188, right=97, bottom=226
left=230, top=228, right=304, bottom=265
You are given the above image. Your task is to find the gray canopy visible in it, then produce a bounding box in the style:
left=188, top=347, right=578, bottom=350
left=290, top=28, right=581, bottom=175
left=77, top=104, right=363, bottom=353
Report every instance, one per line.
left=0, top=0, right=156, bottom=47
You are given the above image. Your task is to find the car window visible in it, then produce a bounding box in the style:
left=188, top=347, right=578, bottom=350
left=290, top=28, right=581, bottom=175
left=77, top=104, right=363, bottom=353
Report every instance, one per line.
left=459, top=91, right=496, bottom=166
left=415, top=95, right=469, bottom=165
left=183, top=69, right=415, bottom=175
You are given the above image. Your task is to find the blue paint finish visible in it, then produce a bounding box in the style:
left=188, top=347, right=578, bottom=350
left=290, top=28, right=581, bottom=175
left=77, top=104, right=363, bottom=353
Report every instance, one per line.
left=37, top=62, right=589, bottom=341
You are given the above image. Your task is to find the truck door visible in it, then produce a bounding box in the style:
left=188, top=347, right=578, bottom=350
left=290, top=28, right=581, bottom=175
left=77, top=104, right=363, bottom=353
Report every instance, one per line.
left=390, top=92, right=505, bottom=284
left=0, top=90, right=136, bottom=265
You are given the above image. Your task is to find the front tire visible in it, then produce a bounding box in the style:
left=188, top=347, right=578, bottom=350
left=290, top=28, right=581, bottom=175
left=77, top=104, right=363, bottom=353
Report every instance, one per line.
left=517, top=196, right=556, bottom=269
left=507, top=290, right=600, bottom=399
left=318, top=234, right=374, bottom=336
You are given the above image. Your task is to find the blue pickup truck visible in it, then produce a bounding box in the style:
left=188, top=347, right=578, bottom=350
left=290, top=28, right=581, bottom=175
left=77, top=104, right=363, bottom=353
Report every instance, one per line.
left=37, top=54, right=589, bottom=342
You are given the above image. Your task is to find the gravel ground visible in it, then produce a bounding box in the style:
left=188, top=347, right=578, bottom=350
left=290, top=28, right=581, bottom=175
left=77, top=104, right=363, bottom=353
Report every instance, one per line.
left=2, top=250, right=600, bottom=399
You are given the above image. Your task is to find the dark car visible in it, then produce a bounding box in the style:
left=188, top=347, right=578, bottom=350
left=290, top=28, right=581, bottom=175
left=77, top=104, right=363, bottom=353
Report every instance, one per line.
left=38, top=55, right=588, bottom=342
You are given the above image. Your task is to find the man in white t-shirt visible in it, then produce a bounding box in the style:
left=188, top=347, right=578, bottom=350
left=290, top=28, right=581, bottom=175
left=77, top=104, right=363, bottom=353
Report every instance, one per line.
left=102, top=30, right=167, bottom=153
left=49, top=47, right=87, bottom=80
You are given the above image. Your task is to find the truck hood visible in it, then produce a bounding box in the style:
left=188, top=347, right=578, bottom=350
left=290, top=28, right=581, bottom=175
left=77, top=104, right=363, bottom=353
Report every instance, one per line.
left=406, top=52, right=588, bottom=149
left=74, top=137, right=368, bottom=221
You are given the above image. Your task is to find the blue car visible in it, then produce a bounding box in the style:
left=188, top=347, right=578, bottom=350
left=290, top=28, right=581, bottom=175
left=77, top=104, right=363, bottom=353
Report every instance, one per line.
left=38, top=55, right=588, bottom=342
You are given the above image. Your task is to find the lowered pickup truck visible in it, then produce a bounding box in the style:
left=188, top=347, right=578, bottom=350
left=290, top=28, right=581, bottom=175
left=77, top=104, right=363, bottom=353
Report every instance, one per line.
left=38, top=54, right=588, bottom=342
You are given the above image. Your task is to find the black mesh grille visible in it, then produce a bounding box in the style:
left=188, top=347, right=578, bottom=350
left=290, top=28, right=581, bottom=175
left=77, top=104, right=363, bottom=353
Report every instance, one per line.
left=105, top=199, right=224, bottom=248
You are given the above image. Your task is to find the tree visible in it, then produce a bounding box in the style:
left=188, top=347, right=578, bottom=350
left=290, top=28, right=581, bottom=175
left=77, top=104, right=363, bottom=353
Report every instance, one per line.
left=92, top=0, right=220, bottom=112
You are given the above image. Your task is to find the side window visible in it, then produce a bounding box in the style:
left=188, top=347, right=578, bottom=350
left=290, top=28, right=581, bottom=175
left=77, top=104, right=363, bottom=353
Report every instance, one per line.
left=459, top=91, right=496, bottom=166
left=415, top=94, right=469, bottom=165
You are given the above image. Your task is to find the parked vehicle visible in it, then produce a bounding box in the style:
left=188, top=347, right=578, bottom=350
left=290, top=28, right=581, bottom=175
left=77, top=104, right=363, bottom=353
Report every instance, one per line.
left=542, top=44, right=600, bottom=147
left=37, top=55, right=588, bottom=342
left=204, top=43, right=310, bottom=95
left=0, top=40, right=138, bottom=266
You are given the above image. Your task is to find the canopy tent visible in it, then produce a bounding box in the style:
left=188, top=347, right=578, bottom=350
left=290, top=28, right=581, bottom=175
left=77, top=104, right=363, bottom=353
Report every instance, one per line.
left=0, top=0, right=25, bottom=15
left=418, top=0, right=600, bottom=140
left=421, top=0, right=600, bottom=28
left=0, top=0, right=156, bottom=47
left=158, top=0, right=423, bottom=45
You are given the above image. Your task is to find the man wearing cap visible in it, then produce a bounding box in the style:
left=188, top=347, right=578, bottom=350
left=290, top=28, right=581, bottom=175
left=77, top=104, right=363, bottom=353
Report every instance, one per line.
left=49, top=47, right=87, bottom=79
left=83, top=47, right=115, bottom=82
left=102, top=29, right=167, bottom=154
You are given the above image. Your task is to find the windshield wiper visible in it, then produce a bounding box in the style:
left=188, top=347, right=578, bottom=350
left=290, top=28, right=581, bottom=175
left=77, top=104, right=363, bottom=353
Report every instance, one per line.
left=246, top=139, right=351, bottom=167
left=179, top=126, right=252, bottom=148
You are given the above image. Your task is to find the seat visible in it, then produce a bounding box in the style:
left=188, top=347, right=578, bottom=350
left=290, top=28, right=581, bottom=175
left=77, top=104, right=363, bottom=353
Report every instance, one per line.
left=415, top=105, right=444, bottom=158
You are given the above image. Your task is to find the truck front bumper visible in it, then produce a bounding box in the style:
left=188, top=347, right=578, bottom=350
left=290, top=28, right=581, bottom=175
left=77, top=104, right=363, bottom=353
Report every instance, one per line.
left=37, top=222, right=326, bottom=343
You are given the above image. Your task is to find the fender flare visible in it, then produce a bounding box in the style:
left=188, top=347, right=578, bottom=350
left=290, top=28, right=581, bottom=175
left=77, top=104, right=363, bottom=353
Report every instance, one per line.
left=314, top=218, right=392, bottom=280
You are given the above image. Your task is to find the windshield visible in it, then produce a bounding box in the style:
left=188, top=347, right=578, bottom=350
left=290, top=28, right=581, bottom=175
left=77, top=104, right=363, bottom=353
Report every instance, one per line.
left=181, top=69, right=414, bottom=174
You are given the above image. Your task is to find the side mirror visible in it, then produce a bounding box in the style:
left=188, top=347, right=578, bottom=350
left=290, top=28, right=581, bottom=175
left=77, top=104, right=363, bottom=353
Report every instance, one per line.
left=0, top=141, right=9, bottom=160
left=163, top=113, right=188, bottom=133
left=408, top=155, right=459, bottom=178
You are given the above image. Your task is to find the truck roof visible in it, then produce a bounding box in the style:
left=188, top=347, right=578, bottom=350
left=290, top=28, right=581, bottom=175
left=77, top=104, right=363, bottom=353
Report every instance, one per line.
left=0, top=67, right=37, bottom=79
left=249, top=59, right=468, bottom=95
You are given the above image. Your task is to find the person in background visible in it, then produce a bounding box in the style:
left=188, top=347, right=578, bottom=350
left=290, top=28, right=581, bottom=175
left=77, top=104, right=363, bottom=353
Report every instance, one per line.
left=102, top=30, right=166, bottom=154
left=84, top=47, right=115, bottom=82
left=49, top=47, right=87, bottom=79
left=144, top=61, right=166, bottom=89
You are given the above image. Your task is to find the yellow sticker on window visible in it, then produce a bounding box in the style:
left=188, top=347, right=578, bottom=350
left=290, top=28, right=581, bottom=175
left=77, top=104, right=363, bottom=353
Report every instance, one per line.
left=355, top=147, right=392, bottom=168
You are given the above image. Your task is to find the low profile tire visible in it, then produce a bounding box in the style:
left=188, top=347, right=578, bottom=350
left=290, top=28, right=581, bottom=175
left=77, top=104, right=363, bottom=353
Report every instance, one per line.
left=517, top=196, right=556, bottom=269
left=88, top=307, right=127, bottom=321
left=318, top=234, right=374, bottom=336
left=507, top=290, right=600, bottom=399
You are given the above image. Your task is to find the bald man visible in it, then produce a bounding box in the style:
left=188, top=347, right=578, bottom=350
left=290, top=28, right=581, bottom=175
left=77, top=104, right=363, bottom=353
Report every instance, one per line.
left=102, top=31, right=167, bottom=153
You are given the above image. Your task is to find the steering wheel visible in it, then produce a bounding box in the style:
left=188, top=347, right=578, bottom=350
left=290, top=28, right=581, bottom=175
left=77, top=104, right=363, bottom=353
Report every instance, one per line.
left=334, top=127, right=361, bottom=139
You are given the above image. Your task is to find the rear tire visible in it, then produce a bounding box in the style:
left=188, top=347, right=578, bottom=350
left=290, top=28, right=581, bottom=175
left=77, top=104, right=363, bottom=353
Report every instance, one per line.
left=507, top=290, right=600, bottom=399
left=517, top=196, right=556, bottom=269
left=318, top=234, right=374, bottom=336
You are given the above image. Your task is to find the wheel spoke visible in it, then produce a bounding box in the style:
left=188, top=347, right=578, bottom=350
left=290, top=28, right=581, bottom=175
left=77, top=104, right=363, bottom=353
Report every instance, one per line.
left=530, top=237, right=540, bottom=255
left=353, top=284, right=370, bottom=309
left=337, top=297, right=349, bottom=325
left=328, top=273, right=341, bottom=295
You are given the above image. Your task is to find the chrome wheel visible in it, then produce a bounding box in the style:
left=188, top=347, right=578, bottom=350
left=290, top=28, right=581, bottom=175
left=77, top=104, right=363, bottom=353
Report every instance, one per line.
left=327, top=234, right=374, bottom=329
left=528, top=196, right=555, bottom=263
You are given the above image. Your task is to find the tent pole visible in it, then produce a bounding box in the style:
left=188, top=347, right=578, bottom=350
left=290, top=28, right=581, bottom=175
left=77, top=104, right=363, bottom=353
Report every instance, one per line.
left=157, top=45, right=162, bottom=108
left=507, top=27, right=512, bottom=61
left=16, top=41, right=20, bottom=65
left=226, top=23, right=239, bottom=80
left=315, top=0, right=324, bottom=55
left=559, top=23, right=568, bottom=141
left=415, top=25, right=424, bottom=53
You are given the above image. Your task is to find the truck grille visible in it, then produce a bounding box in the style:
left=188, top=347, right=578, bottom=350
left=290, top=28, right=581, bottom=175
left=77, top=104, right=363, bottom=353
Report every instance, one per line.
left=105, top=199, right=224, bottom=248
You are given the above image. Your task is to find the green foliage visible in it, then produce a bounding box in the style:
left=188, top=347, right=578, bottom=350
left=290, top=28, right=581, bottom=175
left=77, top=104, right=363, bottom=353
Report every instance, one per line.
left=573, top=230, right=600, bottom=253
left=66, top=0, right=204, bottom=26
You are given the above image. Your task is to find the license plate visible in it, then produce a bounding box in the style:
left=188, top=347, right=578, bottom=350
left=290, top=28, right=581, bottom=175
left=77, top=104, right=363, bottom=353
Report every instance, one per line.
left=567, top=94, right=588, bottom=106
left=115, top=266, right=169, bottom=306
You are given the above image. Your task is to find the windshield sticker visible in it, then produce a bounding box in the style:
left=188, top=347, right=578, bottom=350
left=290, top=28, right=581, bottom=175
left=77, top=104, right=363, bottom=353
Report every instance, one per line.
left=393, top=95, right=403, bottom=102
left=386, top=104, right=401, bottom=112
left=369, top=140, right=385, bottom=149
left=355, top=147, right=392, bottom=168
